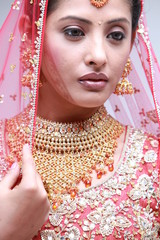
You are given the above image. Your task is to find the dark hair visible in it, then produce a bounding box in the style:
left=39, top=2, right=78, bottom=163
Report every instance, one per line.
left=129, top=0, right=142, bottom=31
left=47, top=0, right=142, bottom=32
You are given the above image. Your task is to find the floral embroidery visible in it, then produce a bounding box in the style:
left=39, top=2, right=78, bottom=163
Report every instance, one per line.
left=0, top=95, right=4, bottom=103
left=129, top=174, right=154, bottom=200
left=0, top=125, right=160, bottom=239
left=12, top=1, right=21, bottom=10
left=36, top=127, right=160, bottom=239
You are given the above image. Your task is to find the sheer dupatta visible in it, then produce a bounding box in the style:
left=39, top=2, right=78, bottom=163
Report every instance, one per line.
left=0, top=0, right=48, bottom=142
left=0, top=0, right=160, bottom=179
left=106, top=4, right=160, bottom=138
left=0, top=0, right=48, bottom=178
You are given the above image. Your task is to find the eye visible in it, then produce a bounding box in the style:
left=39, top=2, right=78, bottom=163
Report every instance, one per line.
left=107, top=31, right=125, bottom=41
left=63, top=28, right=85, bottom=40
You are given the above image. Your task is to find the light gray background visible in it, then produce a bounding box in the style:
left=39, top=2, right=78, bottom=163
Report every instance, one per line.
left=0, top=0, right=160, bottom=62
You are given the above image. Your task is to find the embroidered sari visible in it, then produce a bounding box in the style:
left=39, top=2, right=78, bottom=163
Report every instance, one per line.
left=0, top=0, right=160, bottom=239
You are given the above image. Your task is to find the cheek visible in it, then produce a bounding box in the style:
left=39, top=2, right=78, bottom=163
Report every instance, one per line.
left=42, top=36, right=68, bottom=83
left=112, top=54, right=129, bottom=83
left=42, top=40, right=74, bottom=101
left=43, top=39, right=62, bottom=71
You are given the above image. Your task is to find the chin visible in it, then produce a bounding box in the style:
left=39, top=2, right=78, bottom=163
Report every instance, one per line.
left=75, top=98, right=108, bottom=109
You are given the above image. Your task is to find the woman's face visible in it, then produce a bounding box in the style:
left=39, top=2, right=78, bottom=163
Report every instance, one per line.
left=41, top=0, right=132, bottom=108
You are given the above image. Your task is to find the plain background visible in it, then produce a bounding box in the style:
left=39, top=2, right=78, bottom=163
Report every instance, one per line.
left=0, top=0, right=159, bottom=62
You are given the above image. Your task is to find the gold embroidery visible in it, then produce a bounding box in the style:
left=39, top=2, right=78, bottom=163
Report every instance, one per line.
left=9, top=33, right=14, bottom=42
left=10, top=64, right=16, bottom=72
left=21, top=92, right=28, bottom=100
left=0, top=95, right=4, bottom=103
left=35, top=20, right=41, bottom=28
left=12, top=1, right=20, bottom=10
left=21, top=33, right=27, bottom=42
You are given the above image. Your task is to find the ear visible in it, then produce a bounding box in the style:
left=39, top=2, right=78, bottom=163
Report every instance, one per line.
left=19, top=15, right=32, bottom=46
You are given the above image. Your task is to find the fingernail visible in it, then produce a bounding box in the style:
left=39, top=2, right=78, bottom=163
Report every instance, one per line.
left=23, top=144, right=31, bottom=153
left=23, top=144, right=30, bottom=150
left=11, top=162, right=18, bottom=170
left=23, top=144, right=33, bottom=161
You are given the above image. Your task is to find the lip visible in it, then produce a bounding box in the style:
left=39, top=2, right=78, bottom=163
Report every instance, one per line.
left=79, top=72, right=109, bottom=81
left=78, top=72, right=109, bottom=91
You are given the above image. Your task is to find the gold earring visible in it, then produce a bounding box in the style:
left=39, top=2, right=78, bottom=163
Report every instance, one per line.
left=90, top=0, right=108, bottom=8
left=114, top=58, right=134, bottom=95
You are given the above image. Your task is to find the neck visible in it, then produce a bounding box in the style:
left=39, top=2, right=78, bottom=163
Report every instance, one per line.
left=37, top=84, right=100, bottom=123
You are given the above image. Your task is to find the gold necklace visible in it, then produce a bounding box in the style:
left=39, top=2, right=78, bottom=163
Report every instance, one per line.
left=6, top=106, right=124, bottom=210
left=33, top=106, right=124, bottom=209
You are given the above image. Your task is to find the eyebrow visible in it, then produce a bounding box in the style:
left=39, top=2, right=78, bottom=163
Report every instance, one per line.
left=107, top=18, right=130, bottom=25
left=59, top=16, right=130, bottom=26
left=59, top=16, right=92, bottom=25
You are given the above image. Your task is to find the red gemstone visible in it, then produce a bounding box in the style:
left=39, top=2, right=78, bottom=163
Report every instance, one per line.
left=85, top=179, right=91, bottom=188
left=97, top=171, right=102, bottom=179
left=52, top=202, right=59, bottom=211
left=108, top=164, right=114, bottom=172
left=70, top=190, right=77, bottom=199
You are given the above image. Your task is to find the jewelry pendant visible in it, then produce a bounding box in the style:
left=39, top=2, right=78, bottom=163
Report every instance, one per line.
left=90, top=0, right=108, bottom=8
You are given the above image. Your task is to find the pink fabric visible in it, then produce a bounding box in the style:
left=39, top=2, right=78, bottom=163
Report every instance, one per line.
left=32, top=127, right=160, bottom=239
left=0, top=0, right=160, bottom=239
left=0, top=0, right=48, bottom=151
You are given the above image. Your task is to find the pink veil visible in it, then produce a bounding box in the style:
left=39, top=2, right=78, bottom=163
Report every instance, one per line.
left=0, top=0, right=48, bottom=147
left=106, top=10, right=160, bottom=137
left=0, top=0, right=160, bottom=170
left=0, top=0, right=48, bottom=178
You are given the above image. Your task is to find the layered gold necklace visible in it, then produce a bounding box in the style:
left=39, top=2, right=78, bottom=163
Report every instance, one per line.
left=33, top=106, right=124, bottom=209
left=6, top=106, right=124, bottom=210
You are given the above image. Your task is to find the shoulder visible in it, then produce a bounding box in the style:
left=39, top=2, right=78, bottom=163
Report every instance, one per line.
left=124, top=127, right=160, bottom=211
left=126, top=126, right=160, bottom=172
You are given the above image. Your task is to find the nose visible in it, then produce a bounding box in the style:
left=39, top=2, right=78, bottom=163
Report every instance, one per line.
left=84, top=37, right=107, bottom=69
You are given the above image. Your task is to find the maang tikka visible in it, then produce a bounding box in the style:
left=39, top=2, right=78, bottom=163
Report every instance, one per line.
left=114, top=58, right=134, bottom=95
left=90, top=0, right=108, bottom=8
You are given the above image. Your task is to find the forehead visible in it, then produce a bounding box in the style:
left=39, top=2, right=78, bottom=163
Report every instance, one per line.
left=48, top=0, right=131, bottom=23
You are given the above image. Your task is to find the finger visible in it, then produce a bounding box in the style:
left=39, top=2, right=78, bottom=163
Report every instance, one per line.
left=36, top=173, right=47, bottom=193
left=36, top=173, right=50, bottom=204
left=0, top=162, right=20, bottom=189
left=36, top=173, right=50, bottom=218
left=20, top=144, right=36, bottom=186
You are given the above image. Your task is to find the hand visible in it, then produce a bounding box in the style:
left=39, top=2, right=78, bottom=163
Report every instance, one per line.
left=0, top=144, right=50, bottom=240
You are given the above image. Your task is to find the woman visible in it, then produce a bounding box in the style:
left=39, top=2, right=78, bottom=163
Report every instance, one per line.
left=0, top=0, right=160, bottom=239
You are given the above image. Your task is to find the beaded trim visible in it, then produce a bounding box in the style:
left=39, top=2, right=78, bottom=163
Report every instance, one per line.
left=29, top=0, right=47, bottom=149
left=137, top=13, right=160, bottom=127
left=0, top=120, right=8, bottom=181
